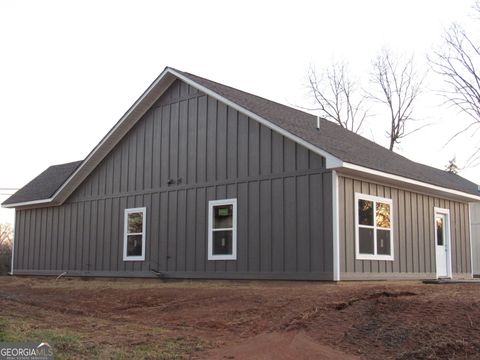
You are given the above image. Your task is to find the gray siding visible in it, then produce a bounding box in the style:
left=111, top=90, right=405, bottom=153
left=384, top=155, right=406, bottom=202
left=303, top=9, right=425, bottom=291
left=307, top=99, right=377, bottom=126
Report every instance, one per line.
left=339, top=175, right=472, bottom=280
left=13, top=79, right=333, bottom=280
left=471, top=203, right=480, bottom=275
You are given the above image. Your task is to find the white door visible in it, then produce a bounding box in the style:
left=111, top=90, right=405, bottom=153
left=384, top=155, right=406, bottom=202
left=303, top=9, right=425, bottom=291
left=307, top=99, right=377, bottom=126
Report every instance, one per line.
left=435, top=210, right=450, bottom=278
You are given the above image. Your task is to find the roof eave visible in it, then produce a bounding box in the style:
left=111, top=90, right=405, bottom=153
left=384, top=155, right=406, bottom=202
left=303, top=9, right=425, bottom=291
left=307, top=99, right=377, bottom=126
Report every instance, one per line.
left=337, top=162, right=480, bottom=202
left=1, top=198, right=54, bottom=209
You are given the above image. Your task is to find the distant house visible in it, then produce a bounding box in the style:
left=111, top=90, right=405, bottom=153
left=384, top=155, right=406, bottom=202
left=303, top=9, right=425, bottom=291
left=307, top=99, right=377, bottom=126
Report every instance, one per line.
left=3, top=67, right=480, bottom=281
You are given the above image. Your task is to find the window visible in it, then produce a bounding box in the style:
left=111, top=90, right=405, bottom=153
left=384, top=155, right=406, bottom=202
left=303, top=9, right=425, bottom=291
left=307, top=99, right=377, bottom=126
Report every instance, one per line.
left=208, top=199, right=237, bottom=260
left=123, top=207, right=146, bottom=261
left=355, top=193, right=393, bottom=261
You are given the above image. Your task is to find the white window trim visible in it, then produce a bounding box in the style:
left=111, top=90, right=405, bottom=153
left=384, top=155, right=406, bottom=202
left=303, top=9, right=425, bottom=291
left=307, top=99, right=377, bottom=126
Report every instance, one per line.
left=208, top=198, right=237, bottom=261
left=123, top=207, right=146, bottom=261
left=355, top=193, right=394, bottom=261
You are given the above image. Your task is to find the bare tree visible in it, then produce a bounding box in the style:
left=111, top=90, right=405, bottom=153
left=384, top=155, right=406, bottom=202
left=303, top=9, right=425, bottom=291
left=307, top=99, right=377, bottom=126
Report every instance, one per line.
left=307, top=63, right=368, bottom=133
left=369, top=49, right=424, bottom=151
left=429, top=16, right=480, bottom=167
left=0, top=223, right=12, bottom=254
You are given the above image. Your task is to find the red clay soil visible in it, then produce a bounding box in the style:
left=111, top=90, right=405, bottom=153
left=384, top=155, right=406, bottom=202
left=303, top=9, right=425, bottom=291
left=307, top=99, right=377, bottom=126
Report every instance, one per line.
left=0, top=277, right=479, bottom=359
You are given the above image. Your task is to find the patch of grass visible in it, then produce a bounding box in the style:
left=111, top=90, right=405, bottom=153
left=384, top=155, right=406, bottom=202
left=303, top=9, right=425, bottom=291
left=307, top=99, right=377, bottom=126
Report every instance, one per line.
left=0, top=317, right=208, bottom=359
left=0, top=317, right=96, bottom=359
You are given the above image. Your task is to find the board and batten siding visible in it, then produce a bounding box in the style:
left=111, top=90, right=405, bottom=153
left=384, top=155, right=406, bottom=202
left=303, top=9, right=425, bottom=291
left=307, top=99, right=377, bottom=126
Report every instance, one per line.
left=12, top=79, right=334, bottom=280
left=339, top=175, right=472, bottom=280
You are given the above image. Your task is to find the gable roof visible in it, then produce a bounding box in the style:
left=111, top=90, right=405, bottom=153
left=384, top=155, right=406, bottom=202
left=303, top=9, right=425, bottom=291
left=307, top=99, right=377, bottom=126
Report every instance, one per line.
left=2, top=161, right=82, bottom=206
left=2, top=67, right=480, bottom=208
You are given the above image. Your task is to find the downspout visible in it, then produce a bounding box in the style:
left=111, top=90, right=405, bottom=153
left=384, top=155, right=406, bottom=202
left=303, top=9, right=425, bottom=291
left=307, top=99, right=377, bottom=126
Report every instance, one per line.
left=332, top=170, right=340, bottom=281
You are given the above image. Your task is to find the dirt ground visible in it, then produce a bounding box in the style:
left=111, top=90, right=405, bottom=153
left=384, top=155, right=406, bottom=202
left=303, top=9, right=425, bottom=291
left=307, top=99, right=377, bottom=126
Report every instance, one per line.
left=0, top=277, right=479, bottom=359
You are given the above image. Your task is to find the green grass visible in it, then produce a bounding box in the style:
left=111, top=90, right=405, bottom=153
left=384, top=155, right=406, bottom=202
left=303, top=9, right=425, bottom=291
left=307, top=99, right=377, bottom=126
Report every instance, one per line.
left=0, top=317, right=208, bottom=359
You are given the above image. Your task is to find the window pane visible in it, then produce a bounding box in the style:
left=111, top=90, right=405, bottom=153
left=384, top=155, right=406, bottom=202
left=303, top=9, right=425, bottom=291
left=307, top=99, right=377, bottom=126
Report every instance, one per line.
left=213, top=230, right=233, bottom=255
left=358, top=200, right=374, bottom=226
left=436, top=217, right=444, bottom=246
left=213, top=204, right=233, bottom=229
left=128, top=212, right=143, bottom=233
left=359, top=227, right=374, bottom=254
left=376, top=202, right=391, bottom=228
left=377, top=229, right=391, bottom=255
left=127, top=234, right=143, bottom=256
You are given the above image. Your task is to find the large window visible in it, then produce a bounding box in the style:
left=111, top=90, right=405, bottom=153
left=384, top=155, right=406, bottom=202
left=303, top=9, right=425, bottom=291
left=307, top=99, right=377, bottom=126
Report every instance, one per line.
left=208, top=199, right=237, bottom=260
left=355, top=193, right=393, bottom=261
left=123, top=207, right=146, bottom=261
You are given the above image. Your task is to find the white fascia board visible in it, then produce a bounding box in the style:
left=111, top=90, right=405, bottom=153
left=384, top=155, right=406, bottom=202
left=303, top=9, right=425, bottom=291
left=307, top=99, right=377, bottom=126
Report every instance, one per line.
left=2, top=198, right=53, bottom=208
left=168, top=68, right=344, bottom=169
left=341, top=162, right=480, bottom=202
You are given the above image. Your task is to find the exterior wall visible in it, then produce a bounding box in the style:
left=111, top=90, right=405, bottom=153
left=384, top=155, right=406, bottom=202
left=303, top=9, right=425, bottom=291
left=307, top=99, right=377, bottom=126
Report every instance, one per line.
left=471, top=203, right=480, bottom=276
left=339, top=175, right=472, bottom=280
left=13, top=79, right=334, bottom=280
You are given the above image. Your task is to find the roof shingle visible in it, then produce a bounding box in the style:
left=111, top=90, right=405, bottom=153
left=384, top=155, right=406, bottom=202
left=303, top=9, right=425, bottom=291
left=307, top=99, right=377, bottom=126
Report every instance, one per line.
left=176, top=69, right=479, bottom=196
left=2, top=161, right=82, bottom=205
left=3, top=67, right=479, bottom=207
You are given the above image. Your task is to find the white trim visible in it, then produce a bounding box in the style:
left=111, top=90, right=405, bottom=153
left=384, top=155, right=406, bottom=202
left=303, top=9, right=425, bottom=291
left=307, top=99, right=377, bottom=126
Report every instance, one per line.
left=168, top=69, right=344, bottom=169
left=469, top=203, right=474, bottom=277
left=342, top=163, right=480, bottom=202
left=123, top=207, right=146, bottom=261
left=355, top=193, right=394, bottom=261
left=208, top=198, right=237, bottom=261
left=434, top=207, right=453, bottom=278
left=2, top=198, right=53, bottom=208
left=468, top=203, right=473, bottom=277
left=332, top=170, right=340, bottom=281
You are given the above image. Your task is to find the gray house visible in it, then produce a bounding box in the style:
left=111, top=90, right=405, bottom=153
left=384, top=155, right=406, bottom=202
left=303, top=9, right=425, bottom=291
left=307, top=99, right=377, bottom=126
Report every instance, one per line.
left=3, top=67, right=480, bottom=281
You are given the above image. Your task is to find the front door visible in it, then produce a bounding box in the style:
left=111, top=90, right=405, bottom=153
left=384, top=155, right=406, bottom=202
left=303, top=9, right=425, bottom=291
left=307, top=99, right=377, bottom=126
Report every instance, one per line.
left=435, top=209, right=451, bottom=278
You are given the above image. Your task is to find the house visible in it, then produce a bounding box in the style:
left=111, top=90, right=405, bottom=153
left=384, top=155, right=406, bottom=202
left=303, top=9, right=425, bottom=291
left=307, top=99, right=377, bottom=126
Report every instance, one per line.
left=3, top=67, right=480, bottom=281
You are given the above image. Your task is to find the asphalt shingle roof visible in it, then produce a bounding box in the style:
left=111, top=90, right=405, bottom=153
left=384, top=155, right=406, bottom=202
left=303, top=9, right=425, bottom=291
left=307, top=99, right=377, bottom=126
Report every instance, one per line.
left=3, top=68, right=478, bottom=207
left=2, top=161, right=82, bottom=205
left=177, top=69, right=480, bottom=197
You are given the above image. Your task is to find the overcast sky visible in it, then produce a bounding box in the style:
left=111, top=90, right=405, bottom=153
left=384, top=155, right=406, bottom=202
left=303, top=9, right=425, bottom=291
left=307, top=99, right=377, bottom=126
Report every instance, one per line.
left=1, top=0, right=479, bottom=224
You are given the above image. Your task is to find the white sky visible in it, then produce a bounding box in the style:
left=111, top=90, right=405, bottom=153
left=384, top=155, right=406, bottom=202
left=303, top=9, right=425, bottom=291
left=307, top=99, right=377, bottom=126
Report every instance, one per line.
left=0, top=0, right=479, bottom=224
